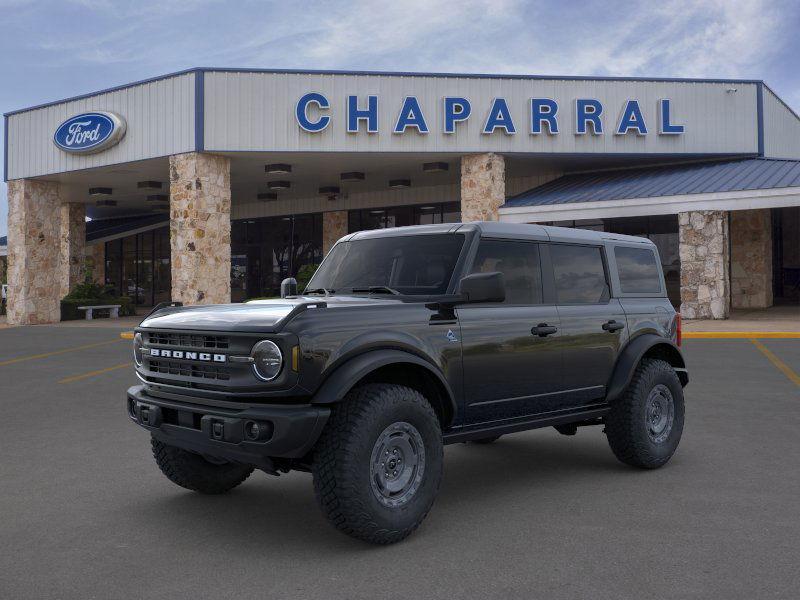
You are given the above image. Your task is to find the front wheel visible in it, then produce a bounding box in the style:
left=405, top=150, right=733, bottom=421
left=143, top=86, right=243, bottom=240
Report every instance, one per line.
left=604, top=358, right=685, bottom=469
left=312, top=383, right=443, bottom=544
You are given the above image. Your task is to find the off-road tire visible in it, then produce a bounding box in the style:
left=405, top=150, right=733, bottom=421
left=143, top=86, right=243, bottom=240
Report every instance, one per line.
left=605, top=358, right=684, bottom=469
left=312, top=383, right=443, bottom=544
left=472, top=435, right=502, bottom=444
left=151, top=437, right=254, bottom=494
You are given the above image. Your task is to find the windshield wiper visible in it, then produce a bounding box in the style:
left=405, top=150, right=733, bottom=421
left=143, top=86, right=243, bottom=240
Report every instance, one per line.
left=304, top=287, right=335, bottom=296
left=350, top=286, right=401, bottom=295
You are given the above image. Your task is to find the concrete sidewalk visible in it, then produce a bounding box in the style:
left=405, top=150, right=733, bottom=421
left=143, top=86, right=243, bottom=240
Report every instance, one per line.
left=684, top=305, right=799, bottom=333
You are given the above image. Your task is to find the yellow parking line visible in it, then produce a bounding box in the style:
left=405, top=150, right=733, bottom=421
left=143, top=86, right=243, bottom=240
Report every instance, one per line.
left=120, top=331, right=134, bottom=340
left=684, top=332, right=800, bottom=339
left=751, top=339, right=800, bottom=388
left=58, top=362, right=130, bottom=384
left=0, top=339, right=124, bottom=367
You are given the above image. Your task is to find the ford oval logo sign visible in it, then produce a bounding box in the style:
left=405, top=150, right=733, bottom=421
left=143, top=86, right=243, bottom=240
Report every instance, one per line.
left=53, top=111, right=127, bottom=154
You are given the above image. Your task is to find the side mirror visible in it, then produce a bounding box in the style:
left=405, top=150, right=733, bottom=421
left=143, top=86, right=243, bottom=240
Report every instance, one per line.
left=458, top=271, right=505, bottom=304
left=280, top=277, right=298, bottom=298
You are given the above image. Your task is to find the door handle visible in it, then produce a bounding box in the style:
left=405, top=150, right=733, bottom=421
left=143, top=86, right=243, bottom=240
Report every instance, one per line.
left=531, top=323, right=558, bottom=337
left=602, top=320, right=625, bottom=332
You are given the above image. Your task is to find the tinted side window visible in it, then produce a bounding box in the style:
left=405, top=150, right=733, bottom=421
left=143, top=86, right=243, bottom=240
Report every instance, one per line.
left=615, top=246, right=662, bottom=294
left=470, top=240, right=543, bottom=304
left=551, top=244, right=608, bottom=304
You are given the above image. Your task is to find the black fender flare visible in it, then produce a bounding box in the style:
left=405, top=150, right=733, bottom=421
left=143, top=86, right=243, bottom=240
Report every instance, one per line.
left=310, top=349, right=457, bottom=425
left=605, top=334, right=687, bottom=403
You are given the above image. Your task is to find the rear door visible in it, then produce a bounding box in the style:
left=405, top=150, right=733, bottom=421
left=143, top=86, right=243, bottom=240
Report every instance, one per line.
left=548, top=243, right=627, bottom=408
left=457, top=239, right=563, bottom=424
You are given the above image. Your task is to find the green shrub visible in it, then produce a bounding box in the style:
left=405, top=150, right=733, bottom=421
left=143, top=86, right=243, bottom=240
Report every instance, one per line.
left=61, top=277, right=135, bottom=320
left=296, top=263, right=319, bottom=292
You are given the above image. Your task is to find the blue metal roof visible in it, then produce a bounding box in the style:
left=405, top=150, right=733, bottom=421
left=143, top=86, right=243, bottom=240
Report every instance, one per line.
left=504, top=158, right=800, bottom=208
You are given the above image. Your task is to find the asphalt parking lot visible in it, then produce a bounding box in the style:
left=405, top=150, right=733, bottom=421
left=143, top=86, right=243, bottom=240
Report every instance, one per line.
left=1, top=324, right=799, bottom=600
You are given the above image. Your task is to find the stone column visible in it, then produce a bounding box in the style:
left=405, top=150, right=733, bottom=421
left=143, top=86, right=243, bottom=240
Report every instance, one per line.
left=323, top=210, right=348, bottom=254
left=6, top=179, right=62, bottom=325
left=730, top=209, right=772, bottom=309
left=679, top=210, right=730, bottom=319
left=169, top=152, right=231, bottom=305
left=59, top=202, right=86, bottom=298
left=86, top=243, right=105, bottom=285
left=460, top=153, right=505, bottom=222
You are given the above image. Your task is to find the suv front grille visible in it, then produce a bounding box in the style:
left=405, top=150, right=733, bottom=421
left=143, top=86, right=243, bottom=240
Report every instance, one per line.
left=148, top=359, right=231, bottom=381
left=146, top=332, right=230, bottom=350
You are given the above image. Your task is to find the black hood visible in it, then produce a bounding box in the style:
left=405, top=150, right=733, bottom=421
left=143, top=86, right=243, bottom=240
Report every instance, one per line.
left=138, top=296, right=405, bottom=332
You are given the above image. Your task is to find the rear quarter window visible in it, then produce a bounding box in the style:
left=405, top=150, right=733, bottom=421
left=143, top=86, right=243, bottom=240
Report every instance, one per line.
left=614, top=246, right=662, bottom=294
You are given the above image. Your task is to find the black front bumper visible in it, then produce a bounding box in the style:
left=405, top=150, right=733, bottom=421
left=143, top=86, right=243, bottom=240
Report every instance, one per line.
left=127, top=385, right=330, bottom=467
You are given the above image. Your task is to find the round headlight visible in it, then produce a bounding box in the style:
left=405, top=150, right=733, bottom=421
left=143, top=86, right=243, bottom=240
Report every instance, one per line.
left=133, top=332, right=144, bottom=367
left=251, top=340, right=283, bottom=381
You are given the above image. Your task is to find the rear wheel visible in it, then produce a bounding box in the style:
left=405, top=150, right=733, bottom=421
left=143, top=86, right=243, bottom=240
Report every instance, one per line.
left=312, top=383, right=443, bottom=544
left=604, top=358, right=684, bottom=469
left=151, top=437, right=254, bottom=494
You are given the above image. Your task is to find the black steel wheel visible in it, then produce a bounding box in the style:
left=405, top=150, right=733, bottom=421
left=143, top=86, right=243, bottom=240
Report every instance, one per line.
left=605, top=358, right=685, bottom=469
left=312, top=383, right=443, bottom=544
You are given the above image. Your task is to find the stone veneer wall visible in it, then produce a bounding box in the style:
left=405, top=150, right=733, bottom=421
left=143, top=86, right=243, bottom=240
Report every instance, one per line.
left=59, top=202, right=86, bottom=298
left=461, top=153, right=505, bottom=222
left=86, top=243, right=105, bottom=285
left=679, top=210, right=730, bottom=319
left=323, top=210, right=348, bottom=254
left=169, top=152, right=232, bottom=305
left=6, top=179, right=63, bottom=325
left=730, top=209, right=773, bottom=309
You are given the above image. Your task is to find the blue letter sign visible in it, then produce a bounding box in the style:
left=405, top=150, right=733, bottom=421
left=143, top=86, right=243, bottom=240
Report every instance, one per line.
left=291, top=93, right=685, bottom=138
left=394, top=97, right=429, bottom=133
left=53, top=111, right=127, bottom=154
left=530, top=98, right=559, bottom=134
left=659, top=99, right=684, bottom=134
left=296, top=92, right=331, bottom=132
left=483, top=98, right=516, bottom=134
left=443, top=97, right=471, bottom=133
left=616, top=100, right=648, bottom=135
left=575, top=99, right=603, bottom=135
left=347, top=95, right=378, bottom=133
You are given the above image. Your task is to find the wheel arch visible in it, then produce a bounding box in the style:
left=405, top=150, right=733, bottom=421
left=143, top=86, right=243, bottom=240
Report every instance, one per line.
left=310, top=349, right=457, bottom=428
left=606, top=334, right=688, bottom=403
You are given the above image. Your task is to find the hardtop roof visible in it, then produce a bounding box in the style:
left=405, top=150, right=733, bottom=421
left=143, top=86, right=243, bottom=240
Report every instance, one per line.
left=345, top=221, right=652, bottom=245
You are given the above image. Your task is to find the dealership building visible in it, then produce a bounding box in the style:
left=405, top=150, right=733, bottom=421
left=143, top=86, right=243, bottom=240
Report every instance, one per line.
left=3, top=67, right=799, bottom=325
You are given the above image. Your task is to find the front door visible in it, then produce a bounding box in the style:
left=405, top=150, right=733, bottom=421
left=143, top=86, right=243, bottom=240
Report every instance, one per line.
left=458, top=239, right=563, bottom=425
left=549, top=243, right=626, bottom=407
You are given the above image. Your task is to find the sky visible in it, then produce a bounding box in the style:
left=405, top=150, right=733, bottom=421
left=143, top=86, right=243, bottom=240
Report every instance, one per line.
left=1, top=0, right=799, bottom=238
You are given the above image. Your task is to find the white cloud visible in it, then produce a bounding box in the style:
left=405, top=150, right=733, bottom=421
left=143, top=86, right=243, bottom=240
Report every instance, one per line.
left=1, top=0, right=798, bottom=237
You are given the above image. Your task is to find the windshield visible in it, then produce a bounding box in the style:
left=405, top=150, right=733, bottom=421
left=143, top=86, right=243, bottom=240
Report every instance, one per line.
left=306, top=233, right=466, bottom=296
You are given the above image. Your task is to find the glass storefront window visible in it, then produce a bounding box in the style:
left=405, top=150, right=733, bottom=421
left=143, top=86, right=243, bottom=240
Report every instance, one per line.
left=231, top=213, right=323, bottom=300
left=349, top=202, right=461, bottom=232
left=105, top=226, right=171, bottom=306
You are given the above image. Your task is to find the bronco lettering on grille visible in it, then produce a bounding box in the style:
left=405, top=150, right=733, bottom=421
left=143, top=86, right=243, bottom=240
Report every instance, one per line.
left=147, top=348, right=226, bottom=363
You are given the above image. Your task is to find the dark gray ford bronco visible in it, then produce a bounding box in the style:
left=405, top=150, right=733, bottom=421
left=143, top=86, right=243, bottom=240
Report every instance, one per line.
left=128, top=222, right=688, bottom=544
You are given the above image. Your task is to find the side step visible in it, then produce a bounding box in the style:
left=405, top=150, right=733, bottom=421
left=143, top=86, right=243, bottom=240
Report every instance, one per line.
left=442, top=405, right=610, bottom=445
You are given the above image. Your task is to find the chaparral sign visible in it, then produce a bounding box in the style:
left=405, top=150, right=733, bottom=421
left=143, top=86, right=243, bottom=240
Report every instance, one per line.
left=53, top=111, right=127, bottom=154
left=295, top=94, right=685, bottom=137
